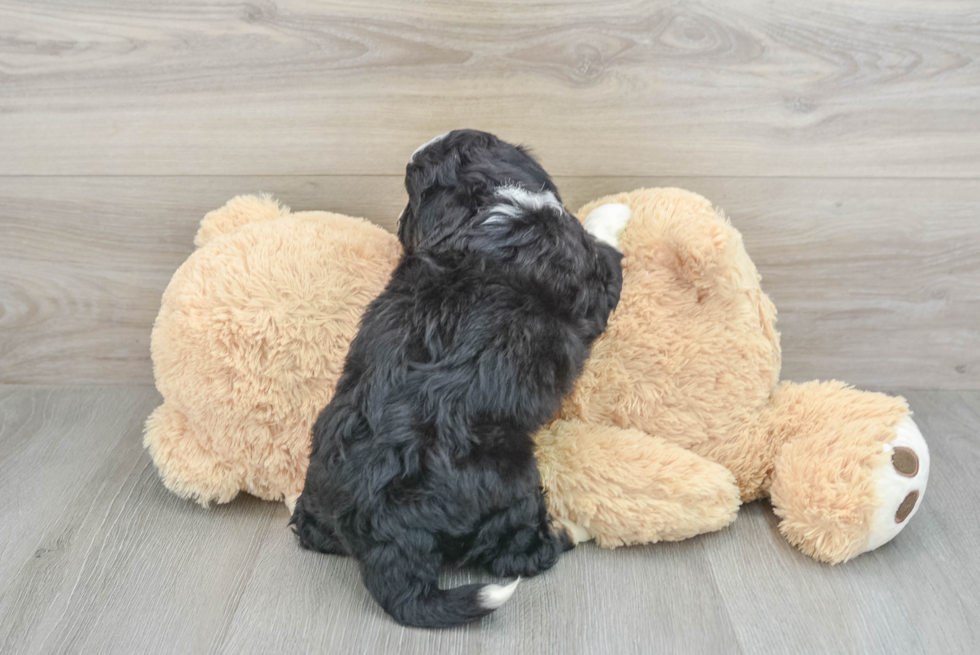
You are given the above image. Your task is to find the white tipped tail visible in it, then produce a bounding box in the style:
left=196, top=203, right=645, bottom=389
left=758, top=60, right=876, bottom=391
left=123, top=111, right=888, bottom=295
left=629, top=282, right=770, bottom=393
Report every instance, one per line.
left=478, top=577, right=521, bottom=610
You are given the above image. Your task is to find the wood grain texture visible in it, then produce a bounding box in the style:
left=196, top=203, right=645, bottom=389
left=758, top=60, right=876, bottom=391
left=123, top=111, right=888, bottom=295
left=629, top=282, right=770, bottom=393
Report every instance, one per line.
left=1, top=1, right=976, bottom=651
left=1, top=1, right=979, bottom=177
left=0, top=385, right=977, bottom=654
left=1, top=176, right=977, bottom=388
left=0, top=385, right=282, bottom=654
left=705, top=388, right=980, bottom=655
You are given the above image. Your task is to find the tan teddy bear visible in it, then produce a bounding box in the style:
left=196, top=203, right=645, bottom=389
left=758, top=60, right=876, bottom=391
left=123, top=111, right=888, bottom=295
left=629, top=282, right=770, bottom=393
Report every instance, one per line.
left=145, top=188, right=928, bottom=564
left=145, top=196, right=400, bottom=505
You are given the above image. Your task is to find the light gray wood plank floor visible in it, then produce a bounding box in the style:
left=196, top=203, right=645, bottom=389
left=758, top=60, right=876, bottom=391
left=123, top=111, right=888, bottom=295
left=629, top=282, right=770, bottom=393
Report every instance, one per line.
left=1, top=385, right=976, bottom=654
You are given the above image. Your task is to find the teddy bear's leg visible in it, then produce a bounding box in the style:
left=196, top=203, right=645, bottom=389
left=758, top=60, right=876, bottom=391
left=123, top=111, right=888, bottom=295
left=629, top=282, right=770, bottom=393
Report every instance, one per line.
left=239, top=419, right=311, bottom=513
left=766, top=381, right=929, bottom=563
left=143, top=403, right=244, bottom=506
left=535, top=419, right=742, bottom=548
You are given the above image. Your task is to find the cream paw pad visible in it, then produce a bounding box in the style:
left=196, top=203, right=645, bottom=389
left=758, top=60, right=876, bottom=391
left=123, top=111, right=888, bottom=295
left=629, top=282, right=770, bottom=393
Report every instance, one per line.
left=865, top=415, right=930, bottom=552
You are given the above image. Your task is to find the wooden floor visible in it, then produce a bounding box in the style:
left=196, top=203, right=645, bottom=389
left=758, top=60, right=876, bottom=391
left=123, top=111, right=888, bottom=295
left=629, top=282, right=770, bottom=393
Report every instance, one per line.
left=0, top=385, right=977, bottom=654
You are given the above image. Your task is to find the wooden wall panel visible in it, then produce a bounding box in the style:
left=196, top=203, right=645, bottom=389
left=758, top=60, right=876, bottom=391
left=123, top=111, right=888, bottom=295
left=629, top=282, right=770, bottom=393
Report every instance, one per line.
left=0, top=1, right=977, bottom=387
left=0, top=1, right=978, bottom=177
left=1, top=176, right=976, bottom=388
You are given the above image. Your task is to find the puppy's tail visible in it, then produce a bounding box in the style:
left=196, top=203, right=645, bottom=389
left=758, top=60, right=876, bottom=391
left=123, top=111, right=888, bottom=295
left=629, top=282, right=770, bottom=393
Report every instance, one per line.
left=361, top=544, right=520, bottom=629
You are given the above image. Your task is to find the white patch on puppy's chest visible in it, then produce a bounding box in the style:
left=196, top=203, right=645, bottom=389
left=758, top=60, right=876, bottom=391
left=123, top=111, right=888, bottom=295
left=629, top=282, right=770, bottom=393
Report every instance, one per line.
left=583, top=203, right=632, bottom=251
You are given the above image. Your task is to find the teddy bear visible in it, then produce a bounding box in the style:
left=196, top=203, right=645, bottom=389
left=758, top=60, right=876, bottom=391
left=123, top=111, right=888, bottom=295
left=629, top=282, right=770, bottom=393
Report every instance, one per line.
left=145, top=188, right=929, bottom=564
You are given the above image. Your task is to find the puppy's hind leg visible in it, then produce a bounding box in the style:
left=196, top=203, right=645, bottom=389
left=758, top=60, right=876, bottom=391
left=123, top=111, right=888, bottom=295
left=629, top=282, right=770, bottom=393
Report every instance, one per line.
left=474, top=494, right=571, bottom=579
left=290, top=496, right=348, bottom=555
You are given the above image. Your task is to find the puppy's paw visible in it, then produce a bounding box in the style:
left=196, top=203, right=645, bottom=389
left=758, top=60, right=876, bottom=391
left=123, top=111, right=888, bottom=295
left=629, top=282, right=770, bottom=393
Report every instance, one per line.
left=554, top=516, right=594, bottom=545
left=290, top=505, right=348, bottom=555
left=284, top=493, right=300, bottom=515
left=583, top=203, right=631, bottom=251
left=864, top=415, right=930, bottom=553
left=488, top=544, right=561, bottom=578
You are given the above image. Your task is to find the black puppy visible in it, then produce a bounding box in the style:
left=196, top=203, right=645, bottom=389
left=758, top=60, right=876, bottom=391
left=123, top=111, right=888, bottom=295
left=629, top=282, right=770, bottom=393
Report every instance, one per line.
left=291, top=130, right=623, bottom=628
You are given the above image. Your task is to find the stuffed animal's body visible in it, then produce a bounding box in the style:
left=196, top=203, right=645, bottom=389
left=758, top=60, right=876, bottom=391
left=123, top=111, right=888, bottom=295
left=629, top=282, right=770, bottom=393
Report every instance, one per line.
left=145, top=188, right=929, bottom=564
left=538, top=190, right=929, bottom=563
left=146, top=197, right=400, bottom=504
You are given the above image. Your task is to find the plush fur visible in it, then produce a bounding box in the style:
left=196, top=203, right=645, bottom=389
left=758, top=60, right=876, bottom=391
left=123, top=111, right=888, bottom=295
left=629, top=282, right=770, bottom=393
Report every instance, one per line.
left=145, top=186, right=929, bottom=576
left=290, top=131, right=623, bottom=628
left=544, top=189, right=927, bottom=564
left=145, top=197, right=401, bottom=504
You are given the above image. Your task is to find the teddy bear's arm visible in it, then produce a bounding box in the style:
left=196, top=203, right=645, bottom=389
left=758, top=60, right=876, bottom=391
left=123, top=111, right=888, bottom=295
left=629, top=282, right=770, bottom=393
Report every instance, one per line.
left=534, top=419, right=742, bottom=548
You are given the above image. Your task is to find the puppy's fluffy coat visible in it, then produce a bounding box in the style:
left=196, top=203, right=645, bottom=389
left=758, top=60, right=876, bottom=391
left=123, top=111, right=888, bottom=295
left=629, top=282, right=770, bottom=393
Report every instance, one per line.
left=291, top=130, right=623, bottom=628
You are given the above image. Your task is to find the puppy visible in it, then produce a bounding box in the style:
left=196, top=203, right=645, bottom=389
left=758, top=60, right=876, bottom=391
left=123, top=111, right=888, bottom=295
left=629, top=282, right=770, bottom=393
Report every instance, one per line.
left=291, top=130, right=623, bottom=628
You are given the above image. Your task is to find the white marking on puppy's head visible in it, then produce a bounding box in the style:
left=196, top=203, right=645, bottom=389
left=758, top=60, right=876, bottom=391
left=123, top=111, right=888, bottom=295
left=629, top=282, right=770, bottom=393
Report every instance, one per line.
left=583, top=203, right=631, bottom=251
left=410, top=132, right=450, bottom=163
left=483, top=185, right=563, bottom=226
left=478, top=578, right=521, bottom=609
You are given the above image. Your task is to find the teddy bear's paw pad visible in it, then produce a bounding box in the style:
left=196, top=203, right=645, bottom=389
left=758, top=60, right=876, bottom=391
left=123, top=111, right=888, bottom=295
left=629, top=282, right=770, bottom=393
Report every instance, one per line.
left=895, top=490, right=919, bottom=523
left=864, top=415, right=930, bottom=552
left=891, top=447, right=919, bottom=477
left=583, top=203, right=631, bottom=251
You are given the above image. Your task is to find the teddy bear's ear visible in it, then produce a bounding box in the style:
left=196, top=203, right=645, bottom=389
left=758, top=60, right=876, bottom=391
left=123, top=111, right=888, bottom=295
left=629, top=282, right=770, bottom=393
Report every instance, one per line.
left=194, top=194, right=291, bottom=248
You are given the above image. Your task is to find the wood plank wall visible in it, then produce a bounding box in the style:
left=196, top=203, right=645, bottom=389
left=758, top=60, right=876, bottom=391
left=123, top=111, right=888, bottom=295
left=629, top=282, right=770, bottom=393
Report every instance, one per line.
left=1, top=1, right=978, bottom=388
